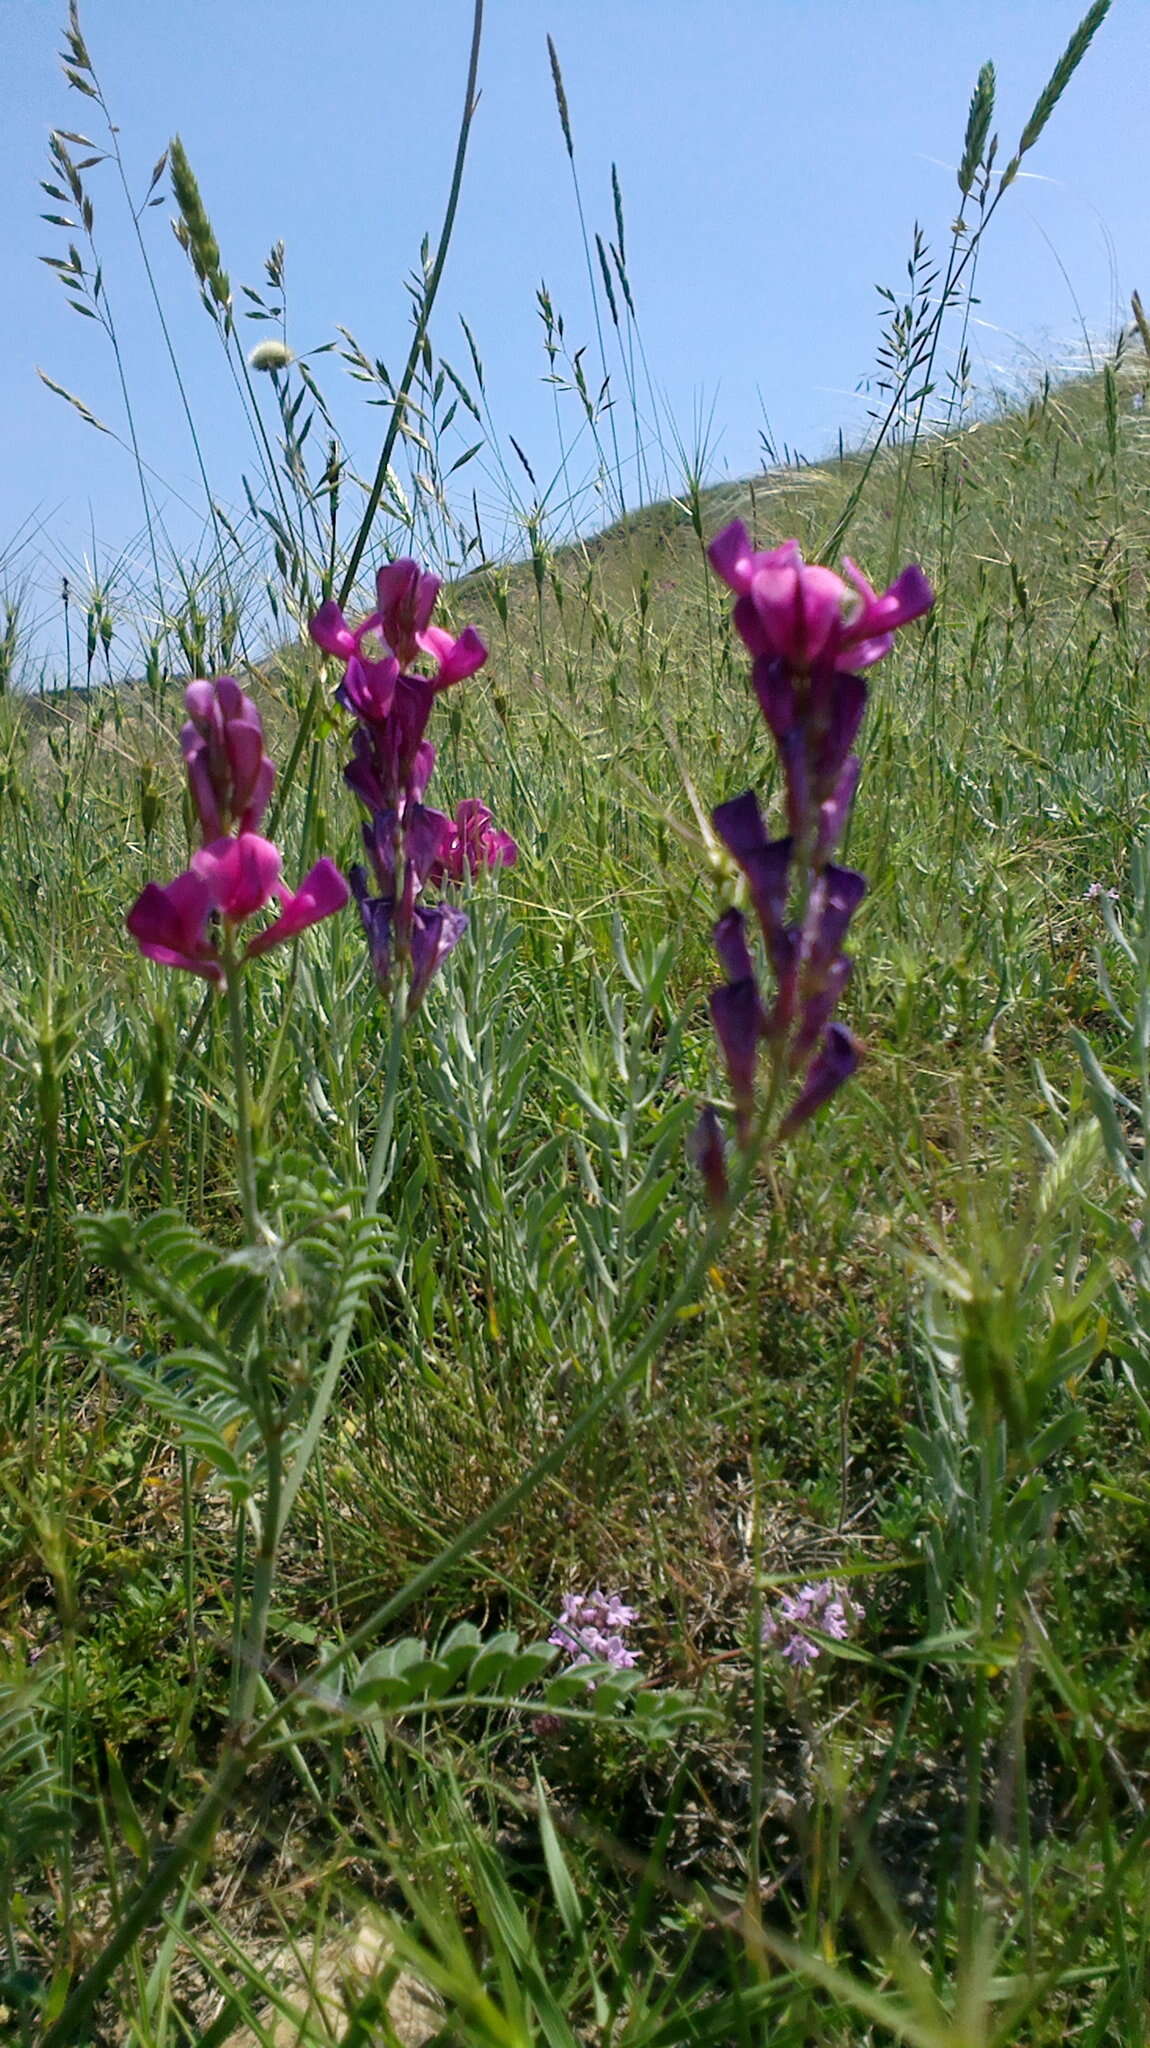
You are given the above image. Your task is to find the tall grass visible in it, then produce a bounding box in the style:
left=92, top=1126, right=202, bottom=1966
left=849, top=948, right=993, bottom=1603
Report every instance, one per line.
left=3, top=2, right=1149, bottom=2042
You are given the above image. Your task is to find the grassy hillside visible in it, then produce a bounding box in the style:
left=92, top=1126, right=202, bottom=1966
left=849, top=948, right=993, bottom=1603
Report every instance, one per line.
left=1, top=346, right=1149, bottom=2042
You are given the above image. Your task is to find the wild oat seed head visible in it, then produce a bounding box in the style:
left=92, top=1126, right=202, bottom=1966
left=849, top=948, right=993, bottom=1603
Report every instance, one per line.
left=248, top=340, right=294, bottom=373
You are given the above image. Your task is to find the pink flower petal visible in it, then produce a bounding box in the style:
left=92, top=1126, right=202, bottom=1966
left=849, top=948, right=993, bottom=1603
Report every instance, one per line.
left=245, top=857, right=350, bottom=958
left=308, top=600, right=358, bottom=659
left=126, top=870, right=222, bottom=982
left=192, top=833, right=283, bottom=923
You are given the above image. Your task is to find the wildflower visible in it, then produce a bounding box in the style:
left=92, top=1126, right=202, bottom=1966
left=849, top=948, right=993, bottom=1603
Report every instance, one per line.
left=427, top=800, right=519, bottom=887
left=127, top=678, right=348, bottom=980
left=695, top=528, right=932, bottom=1194
left=181, top=675, right=275, bottom=844
left=1083, top=880, right=1119, bottom=901
left=311, top=561, right=516, bottom=1012
left=549, top=1589, right=640, bottom=1672
left=689, top=1102, right=729, bottom=1211
left=708, top=525, right=933, bottom=676
left=761, top=1579, right=856, bottom=1668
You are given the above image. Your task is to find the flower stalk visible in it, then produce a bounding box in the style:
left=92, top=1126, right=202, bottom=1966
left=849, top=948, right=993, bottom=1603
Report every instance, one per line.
left=695, top=526, right=934, bottom=1199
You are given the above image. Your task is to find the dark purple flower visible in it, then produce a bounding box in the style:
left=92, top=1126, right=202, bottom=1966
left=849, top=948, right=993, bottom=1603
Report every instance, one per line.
left=690, top=1103, right=729, bottom=1213
left=409, top=901, right=469, bottom=1009
left=709, top=977, right=764, bottom=1143
left=349, top=868, right=468, bottom=1012
left=779, top=1022, right=861, bottom=1137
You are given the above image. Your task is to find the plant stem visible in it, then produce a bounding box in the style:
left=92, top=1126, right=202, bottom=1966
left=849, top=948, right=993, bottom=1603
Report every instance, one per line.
left=221, top=935, right=258, bottom=1239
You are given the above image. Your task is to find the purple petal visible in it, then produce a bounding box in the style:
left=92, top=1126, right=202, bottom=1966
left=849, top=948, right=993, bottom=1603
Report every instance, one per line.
left=713, top=788, right=768, bottom=863
left=192, top=833, right=283, bottom=923
left=713, top=907, right=755, bottom=984
left=308, top=599, right=357, bottom=659
left=707, top=519, right=756, bottom=594
left=422, top=623, right=487, bottom=686
left=805, top=864, right=866, bottom=970
left=751, top=655, right=798, bottom=741
left=126, top=870, right=222, bottom=983
left=815, top=756, right=861, bottom=863
left=813, top=673, right=868, bottom=787
left=689, top=1102, right=729, bottom=1212
left=409, top=901, right=468, bottom=1008
left=245, top=857, right=350, bottom=958
left=709, top=978, right=762, bottom=1142
left=780, top=1022, right=861, bottom=1137
left=350, top=866, right=395, bottom=986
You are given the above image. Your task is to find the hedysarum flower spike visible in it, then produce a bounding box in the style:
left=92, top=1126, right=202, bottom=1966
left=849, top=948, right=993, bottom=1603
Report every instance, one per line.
left=127, top=671, right=348, bottom=984
left=694, top=526, right=932, bottom=1202
left=311, top=558, right=515, bottom=1016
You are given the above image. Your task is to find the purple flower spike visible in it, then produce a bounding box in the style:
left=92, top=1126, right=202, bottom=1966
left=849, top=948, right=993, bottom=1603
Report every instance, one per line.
left=779, top=1022, right=861, bottom=1137
left=313, top=559, right=513, bottom=1021
left=180, top=675, right=275, bottom=843
left=696, top=526, right=932, bottom=1186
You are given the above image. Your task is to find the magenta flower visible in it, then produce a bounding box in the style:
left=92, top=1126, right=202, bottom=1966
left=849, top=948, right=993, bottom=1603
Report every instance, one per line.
left=427, top=800, right=519, bottom=887
left=708, top=524, right=933, bottom=675
left=694, top=528, right=932, bottom=1202
left=126, top=869, right=224, bottom=985
left=309, top=561, right=486, bottom=694
left=180, top=676, right=276, bottom=843
left=192, top=833, right=283, bottom=923
left=127, top=670, right=348, bottom=986
left=128, top=835, right=348, bottom=981
left=312, top=559, right=515, bottom=1014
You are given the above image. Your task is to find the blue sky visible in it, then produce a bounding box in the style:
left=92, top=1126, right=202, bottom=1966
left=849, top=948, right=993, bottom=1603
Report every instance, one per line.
left=1, top=0, right=1144, bottom=659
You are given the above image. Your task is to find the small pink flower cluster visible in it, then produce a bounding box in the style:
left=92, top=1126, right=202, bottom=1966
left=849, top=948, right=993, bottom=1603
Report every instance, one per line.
left=761, top=1579, right=855, bottom=1669
left=549, top=1588, right=640, bottom=1672
left=127, top=677, right=348, bottom=984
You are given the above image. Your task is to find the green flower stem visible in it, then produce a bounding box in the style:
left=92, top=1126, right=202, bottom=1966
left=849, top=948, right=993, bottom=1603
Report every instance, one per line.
left=221, top=933, right=258, bottom=1241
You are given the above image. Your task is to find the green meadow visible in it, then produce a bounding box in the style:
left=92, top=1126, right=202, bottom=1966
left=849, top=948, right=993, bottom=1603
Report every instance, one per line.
left=2, top=5, right=1149, bottom=2041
